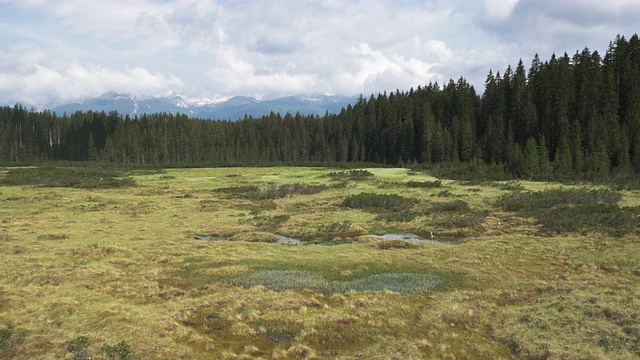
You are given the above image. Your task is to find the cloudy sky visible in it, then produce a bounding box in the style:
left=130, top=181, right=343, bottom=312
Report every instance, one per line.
left=1, top=0, right=639, bottom=107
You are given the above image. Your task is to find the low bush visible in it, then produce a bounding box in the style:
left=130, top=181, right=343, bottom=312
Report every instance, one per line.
left=428, top=200, right=470, bottom=213
left=496, top=188, right=636, bottom=235
left=537, top=204, right=636, bottom=236
left=100, top=340, right=136, bottom=360
left=0, top=326, right=12, bottom=349
left=218, top=182, right=345, bottom=200
left=375, top=211, right=418, bottom=222
left=416, top=161, right=512, bottom=181
left=0, top=167, right=136, bottom=188
left=342, top=193, right=413, bottom=211
left=0, top=325, right=24, bottom=349
left=496, top=188, right=622, bottom=212
left=65, top=335, right=91, bottom=360
left=437, top=190, right=454, bottom=197
left=327, top=169, right=374, bottom=179
left=500, top=180, right=525, bottom=191
left=215, top=185, right=259, bottom=197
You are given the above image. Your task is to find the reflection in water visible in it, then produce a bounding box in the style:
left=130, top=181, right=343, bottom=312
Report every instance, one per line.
left=370, top=233, right=460, bottom=244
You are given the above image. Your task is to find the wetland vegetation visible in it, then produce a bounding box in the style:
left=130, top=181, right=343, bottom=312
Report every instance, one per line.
left=1, top=33, right=640, bottom=359
left=1, top=165, right=639, bottom=359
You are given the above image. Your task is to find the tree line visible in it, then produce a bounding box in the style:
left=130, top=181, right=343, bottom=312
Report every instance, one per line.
left=1, top=34, right=639, bottom=181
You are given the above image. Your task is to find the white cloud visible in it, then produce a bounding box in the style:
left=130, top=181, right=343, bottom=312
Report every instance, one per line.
left=424, top=40, right=457, bottom=63
left=0, top=58, right=182, bottom=106
left=205, top=46, right=316, bottom=98
left=333, top=43, right=438, bottom=95
left=484, top=0, right=519, bottom=21
left=0, top=0, right=639, bottom=105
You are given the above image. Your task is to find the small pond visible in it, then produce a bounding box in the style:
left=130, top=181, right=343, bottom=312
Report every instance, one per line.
left=194, top=236, right=231, bottom=242
left=370, top=233, right=461, bottom=245
left=196, top=233, right=459, bottom=245
left=275, top=235, right=304, bottom=244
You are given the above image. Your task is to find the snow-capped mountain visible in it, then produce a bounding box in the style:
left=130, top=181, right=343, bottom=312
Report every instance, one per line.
left=50, top=92, right=358, bottom=120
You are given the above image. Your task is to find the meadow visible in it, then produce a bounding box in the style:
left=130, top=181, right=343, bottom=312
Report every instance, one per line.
left=0, top=166, right=638, bottom=359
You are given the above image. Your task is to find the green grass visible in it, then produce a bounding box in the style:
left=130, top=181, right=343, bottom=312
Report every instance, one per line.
left=0, top=165, right=638, bottom=359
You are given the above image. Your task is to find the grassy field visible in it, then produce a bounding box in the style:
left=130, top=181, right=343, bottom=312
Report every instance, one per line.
left=0, top=166, right=638, bottom=359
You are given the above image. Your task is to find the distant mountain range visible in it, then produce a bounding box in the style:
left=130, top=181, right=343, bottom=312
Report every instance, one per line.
left=49, top=92, right=359, bottom=120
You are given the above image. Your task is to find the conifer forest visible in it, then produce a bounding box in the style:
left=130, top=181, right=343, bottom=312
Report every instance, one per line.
left=2, top=35, right=639, bottom=181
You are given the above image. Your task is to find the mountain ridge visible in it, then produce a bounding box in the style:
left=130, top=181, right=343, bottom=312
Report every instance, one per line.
left=49, top=92, right=358, bottom=120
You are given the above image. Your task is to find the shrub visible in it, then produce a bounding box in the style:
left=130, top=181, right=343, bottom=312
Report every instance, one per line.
left=496, top=188, right=622, bottom=212
left=418, top=161, right=512, bottom=181
left=327, top=169, right=374, bottom=179
left=342, top=193, right=413, bottom=211
left=428, top=200, right=470, bottom=213
left=65, top=335, right=91, bottom=360
left=100, top=340, right=136, bottom=360
left=537, top=204, right=636, bottom=236
left=0, top=167, right=136, bottom=188
left=375, top=211, right=418, bottom=222
left=496, top=188, right=636, bottom=235
left=218, top=183, right=340, bottom=199
left=500, top=180, right=525, bottom=191
left=0, top=325, right=24, bottom=349
left=0, top=327, right=12, bottom=349
left=215, top=185, right=259, bottom=197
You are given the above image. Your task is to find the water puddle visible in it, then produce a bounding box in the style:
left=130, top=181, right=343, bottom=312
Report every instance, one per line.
left=194, top=236, right=230, bottom=242
left=275, top=235, right=304, bottom=244
left=197, top=233, right=397, bottom=246
left=204, top=315, right=219, bottom=322
left=311, top=238, right=355, bottom=246
left=276, top=235, right=355, bottom=246
left=370, top=233, right=460, bottom=244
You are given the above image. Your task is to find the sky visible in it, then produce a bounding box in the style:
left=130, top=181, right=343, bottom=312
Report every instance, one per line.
left=1, top=0, right=639, bottom=107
